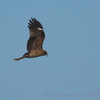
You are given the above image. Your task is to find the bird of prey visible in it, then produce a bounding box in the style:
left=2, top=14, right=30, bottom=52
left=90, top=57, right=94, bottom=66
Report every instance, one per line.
left=14, top=18, right=48, bottom=61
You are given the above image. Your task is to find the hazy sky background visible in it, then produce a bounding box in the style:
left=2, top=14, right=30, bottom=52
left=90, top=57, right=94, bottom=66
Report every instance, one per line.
left=0, top=0, right=100, bottom=100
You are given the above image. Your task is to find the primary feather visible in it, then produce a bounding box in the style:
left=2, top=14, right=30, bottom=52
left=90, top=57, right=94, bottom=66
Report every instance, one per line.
left=27, top=18, right=45, bottom=52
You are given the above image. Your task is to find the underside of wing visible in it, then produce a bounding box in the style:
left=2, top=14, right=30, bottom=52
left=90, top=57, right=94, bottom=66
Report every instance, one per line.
left=27, top=18, right=45, bottom=52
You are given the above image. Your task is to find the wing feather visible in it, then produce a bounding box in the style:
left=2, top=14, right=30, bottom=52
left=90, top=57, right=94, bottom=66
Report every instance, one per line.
left=27, top=18, right=45, bottom=52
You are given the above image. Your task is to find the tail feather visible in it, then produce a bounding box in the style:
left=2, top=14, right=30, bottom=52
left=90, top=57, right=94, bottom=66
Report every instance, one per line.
left=13, top=56, right=26, bottom=61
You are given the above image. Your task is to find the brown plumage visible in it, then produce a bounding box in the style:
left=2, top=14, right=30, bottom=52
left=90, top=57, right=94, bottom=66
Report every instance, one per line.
left=14, top=18, right=47, bottom=61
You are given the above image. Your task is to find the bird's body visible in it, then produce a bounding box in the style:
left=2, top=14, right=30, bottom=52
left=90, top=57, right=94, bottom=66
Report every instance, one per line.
left=14, top=18, right=47, bottom=61
left=29, top=50, right=47, bottom=57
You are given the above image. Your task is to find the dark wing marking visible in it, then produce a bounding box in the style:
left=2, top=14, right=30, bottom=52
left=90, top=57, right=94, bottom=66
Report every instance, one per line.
left=31, top=31, right=45, bottom=50
left=27, top=18, right=45, bottom=52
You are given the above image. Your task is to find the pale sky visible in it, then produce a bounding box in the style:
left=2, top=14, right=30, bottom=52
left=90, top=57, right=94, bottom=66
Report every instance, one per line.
left=0, top=0, right=100, bottom=100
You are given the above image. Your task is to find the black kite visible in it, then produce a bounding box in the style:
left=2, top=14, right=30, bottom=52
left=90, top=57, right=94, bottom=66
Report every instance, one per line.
left=14, top=18, right=47, bottom=61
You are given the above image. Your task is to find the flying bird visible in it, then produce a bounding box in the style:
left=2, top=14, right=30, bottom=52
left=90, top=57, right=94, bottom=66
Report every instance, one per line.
left=14, top=18, right=48, bottom=61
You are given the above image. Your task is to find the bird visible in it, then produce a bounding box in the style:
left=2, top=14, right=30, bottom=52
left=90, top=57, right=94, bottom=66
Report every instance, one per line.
left=14, top=18, right=48, bottom=61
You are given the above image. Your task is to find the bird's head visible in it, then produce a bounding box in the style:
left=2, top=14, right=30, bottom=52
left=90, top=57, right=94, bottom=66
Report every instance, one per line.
left=43, top=50, right=48, bottom=57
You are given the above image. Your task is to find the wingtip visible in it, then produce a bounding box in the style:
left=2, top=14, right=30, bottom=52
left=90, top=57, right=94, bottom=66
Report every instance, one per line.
left=29, top=18, right=37, bottom=23
left=33, top=18, right=36, bottom=20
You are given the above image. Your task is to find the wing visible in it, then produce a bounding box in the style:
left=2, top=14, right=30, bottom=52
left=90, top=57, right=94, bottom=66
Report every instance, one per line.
left=27, top=18, right=45, bottom=52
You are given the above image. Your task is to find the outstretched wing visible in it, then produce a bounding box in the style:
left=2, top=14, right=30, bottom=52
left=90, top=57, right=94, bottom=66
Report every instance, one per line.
left=27, top=18, right=45, bottom=52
